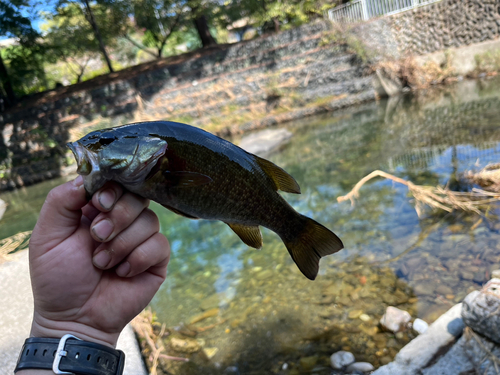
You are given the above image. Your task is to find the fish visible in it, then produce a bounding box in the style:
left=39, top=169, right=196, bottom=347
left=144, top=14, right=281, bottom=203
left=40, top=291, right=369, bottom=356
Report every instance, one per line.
left=67, top=121, right=343, bottom=280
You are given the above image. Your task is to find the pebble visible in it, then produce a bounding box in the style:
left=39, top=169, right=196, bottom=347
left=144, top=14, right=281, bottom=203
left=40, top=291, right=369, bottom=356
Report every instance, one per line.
left=170, top=337, right=201, bottom=353
left=348, top=309, right=363, bottom=319
left=202, top=347, right=219, bottom=359
left=346, top=362, right=375, bottom=373
left=330, top=350, right=355, bottom=369
left=380, top=306, right=411, bottom=333
left=460, top=271, right=474, bottom=281
left=492, top=269, right=500, bottom=279
left=299, top=355, right=318, bottom=371
left=435, top=284, right=454, bottom=295
left=359, top=313, right=371, bottom=322
left=412, top=318, right=429, bottom=334
left=413, top=281, right=436, bottom=296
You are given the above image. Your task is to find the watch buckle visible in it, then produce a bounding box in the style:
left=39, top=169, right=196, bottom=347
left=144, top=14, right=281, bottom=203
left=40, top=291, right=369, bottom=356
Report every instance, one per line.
left=52, top=334, right=82, bottom=375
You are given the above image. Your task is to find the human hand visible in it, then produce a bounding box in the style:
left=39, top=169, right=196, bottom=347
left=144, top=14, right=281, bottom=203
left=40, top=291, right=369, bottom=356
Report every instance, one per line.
left=27, top=176, right=170, bottom=348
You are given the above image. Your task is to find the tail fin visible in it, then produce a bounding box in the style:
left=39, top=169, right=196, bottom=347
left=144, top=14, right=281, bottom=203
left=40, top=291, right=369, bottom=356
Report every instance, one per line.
left=282, top=216, right=343, bottom=280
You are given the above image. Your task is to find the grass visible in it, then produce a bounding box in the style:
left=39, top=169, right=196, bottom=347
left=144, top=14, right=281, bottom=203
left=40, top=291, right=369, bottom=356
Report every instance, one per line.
left=474, top=50, right=500, bottom=74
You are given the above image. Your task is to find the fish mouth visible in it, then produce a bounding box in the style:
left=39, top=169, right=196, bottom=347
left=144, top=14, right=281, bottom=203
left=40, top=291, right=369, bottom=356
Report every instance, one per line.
left=67, top=142, right=97, bottom=176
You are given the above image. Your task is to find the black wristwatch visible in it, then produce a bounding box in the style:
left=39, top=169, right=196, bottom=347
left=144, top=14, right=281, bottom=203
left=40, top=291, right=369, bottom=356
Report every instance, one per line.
left=15, top=334, right=125, bottom=375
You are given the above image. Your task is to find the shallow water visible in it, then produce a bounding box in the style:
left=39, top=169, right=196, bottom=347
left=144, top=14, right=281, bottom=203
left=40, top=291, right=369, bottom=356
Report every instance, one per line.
left=2, top=78, right=500, bottom=373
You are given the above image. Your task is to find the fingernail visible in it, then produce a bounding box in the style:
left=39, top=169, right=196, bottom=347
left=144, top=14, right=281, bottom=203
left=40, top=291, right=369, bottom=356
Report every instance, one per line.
left=73, top=175, right=84, bottom=187
left=93, top=250, right=111, bottom=269
left=92, top=220, right=113, bottom=241
left=116, top=262, right=131, bottom=277
left=98, top=189, right=116, bottom=210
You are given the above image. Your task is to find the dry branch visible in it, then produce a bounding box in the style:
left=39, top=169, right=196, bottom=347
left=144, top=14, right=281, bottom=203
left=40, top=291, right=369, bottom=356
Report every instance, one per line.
left=338, top=170, right=500, bottom=216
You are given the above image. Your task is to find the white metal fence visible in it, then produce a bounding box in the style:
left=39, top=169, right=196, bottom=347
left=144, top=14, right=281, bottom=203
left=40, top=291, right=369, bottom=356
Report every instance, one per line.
left=327, top=0, right=442, bottom=23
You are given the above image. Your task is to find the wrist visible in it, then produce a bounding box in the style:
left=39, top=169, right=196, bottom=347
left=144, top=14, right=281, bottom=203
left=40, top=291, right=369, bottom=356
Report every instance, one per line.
left=31, top=311, right=119, bottom=348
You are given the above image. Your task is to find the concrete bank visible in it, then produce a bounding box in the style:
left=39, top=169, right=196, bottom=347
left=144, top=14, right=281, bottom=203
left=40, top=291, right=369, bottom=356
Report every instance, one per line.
left=0, top=250, right=147, bottom=375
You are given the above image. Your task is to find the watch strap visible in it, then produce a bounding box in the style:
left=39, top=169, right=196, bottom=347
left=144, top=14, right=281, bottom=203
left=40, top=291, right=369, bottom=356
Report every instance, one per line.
left=15, top=336, right=125, bottom=375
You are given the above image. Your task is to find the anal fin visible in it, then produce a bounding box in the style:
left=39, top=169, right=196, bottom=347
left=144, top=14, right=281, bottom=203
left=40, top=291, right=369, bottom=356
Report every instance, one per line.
left=226, top=223, right=263, bottom=249
left=255, top=156, right=301, bottom=194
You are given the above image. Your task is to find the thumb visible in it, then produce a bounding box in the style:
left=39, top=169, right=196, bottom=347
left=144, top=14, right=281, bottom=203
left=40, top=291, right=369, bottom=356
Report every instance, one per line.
left=30, top=176, right=88, bottom=254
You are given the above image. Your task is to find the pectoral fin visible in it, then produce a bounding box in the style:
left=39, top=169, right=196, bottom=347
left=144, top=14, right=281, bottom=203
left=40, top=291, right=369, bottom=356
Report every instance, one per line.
left=164, top=171, right=213, bottom=187
left=255, top=156, right=301, bottom=194
left=226, top=223, right=263, bottom=249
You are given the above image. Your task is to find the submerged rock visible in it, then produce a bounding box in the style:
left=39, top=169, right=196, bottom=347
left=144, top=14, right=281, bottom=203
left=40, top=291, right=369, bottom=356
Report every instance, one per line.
left=346, top=361, right=375, bottom=373
left=330, top=350, right=355, bottom=369
left=170, top=337, right=202, bottom=353
left=380, top=306, right=411, bottom=333
left=299, top=355, right=318, bottom=371
left=239, top=128, right=293, bottom=156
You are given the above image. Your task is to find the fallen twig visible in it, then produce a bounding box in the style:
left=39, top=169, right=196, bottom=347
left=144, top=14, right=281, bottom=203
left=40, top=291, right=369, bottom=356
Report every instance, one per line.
left=337, top=170, right=500, bottom=216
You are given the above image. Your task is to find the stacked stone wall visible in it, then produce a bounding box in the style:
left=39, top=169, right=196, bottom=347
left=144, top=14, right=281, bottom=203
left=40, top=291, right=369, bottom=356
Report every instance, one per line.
left=389, top=0, right=500, bottom=55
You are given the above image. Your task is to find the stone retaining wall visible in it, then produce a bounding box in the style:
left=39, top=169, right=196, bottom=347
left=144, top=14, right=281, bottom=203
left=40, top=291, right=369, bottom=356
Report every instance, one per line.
left=358, top=0, right=500, bottom=58
left=389, top=0, right=500, bottom=56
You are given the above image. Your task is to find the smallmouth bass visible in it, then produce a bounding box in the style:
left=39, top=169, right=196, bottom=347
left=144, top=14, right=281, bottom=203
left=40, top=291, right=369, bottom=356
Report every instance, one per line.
left=68, top=121, right=343, bottom=280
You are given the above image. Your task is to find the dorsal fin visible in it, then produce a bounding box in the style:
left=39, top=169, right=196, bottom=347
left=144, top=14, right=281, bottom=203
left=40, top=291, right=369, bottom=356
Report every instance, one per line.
left=255, top=156, right=301, bottom=194
left=226, top=223, right=263, bottom=249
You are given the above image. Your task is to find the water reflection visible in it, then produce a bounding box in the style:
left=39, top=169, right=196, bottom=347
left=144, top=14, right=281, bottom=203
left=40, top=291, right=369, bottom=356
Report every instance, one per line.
left=2, top=78, right=500, bottom=373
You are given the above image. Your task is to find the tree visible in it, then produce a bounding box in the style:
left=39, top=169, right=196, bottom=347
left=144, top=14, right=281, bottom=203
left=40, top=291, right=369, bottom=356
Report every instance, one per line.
left=131, top=0, right=184, bottom=58
left=43, top=1, right=126, bottom=82
left=0, top=0, right=40, bottom=104
left=186, top=0, right=218, bottom=47
left=54, top=0, right=128, bottom=73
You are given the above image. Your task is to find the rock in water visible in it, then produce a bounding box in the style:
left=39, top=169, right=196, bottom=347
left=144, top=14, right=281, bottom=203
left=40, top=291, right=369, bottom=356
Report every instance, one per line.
left=346, top=362, right=375, bottom=373
left=462, top=278, right=500, bottom=344
left=239, top=128, right=293, bottom=157
left=412, top=318, right=429, bottom=334
left=330, top=350, right=355, bottom=369
left=380, top=306, right=411, bottom=333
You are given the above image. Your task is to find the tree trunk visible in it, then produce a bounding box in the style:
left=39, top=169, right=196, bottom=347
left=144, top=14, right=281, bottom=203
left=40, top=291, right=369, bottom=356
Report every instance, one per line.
left=81, top=0, right=114, bottom=73
left=0, top=54, right=16, bottom=106
left=193, top=14, right=217, bottom=47
left=273, top=18, right=280, bottom=32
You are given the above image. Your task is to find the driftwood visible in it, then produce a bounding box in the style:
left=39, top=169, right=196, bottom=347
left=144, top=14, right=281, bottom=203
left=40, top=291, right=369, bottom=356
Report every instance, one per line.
left=337, top=170, right=500, bottom=216
left=463, top=163, right=500, bottom=193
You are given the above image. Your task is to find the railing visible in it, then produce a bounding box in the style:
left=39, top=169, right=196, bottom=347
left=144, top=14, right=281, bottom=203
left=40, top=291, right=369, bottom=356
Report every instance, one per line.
left=327, top=0, right=442, bottom=23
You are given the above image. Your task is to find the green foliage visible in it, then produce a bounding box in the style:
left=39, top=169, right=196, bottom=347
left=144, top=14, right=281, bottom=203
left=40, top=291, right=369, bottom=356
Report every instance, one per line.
left=2, top=43, right=52, bottom=95
left=132, top=0, right=185, bottom=57
left=222, top=0, right=337, bottom=32
left=474, top=50, right=500, bottom=73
